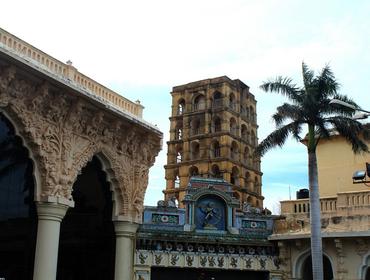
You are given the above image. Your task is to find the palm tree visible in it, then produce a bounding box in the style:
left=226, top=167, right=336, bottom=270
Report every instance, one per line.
left=256, top=62, right=369, bottom=280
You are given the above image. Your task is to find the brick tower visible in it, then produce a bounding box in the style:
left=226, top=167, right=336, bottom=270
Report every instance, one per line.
left=164, top=76, right=263, bottom=208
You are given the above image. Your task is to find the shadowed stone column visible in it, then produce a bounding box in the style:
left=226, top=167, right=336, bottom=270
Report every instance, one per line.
left=114, top=220, right=139, bottom=280
left=33, top=201, right=69, bottom=280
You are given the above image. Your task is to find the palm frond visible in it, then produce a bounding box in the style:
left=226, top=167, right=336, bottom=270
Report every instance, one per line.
left=272, top=103, right=303, bottom=126
left=314, top=64, right=340, bottom=97
left=302, top=62, right=314, bottom=88
left=255, top=121, right=303, bottom=156
left=260, top=77, right=303, bottom=103
left=326, top=116, right=368, bottom=153
left=315, top=119, right=331, bottom=140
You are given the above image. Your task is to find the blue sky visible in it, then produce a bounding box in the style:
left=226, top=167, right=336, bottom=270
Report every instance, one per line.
left=2, top=0, right=370, bottom=212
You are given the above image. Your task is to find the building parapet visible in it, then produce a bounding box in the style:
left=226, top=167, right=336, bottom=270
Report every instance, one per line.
left=280, top=189, right=370, bottom=216
left=274, top=189, right=370, bottom=236
left=0, top=27, right=143, bottom=118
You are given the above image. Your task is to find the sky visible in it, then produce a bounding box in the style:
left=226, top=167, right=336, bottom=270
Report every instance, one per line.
left=2, top=0, right=370, bottom=213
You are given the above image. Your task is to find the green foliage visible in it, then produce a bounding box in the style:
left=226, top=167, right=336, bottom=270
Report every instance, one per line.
left=256, top=62, right=369, bottom=156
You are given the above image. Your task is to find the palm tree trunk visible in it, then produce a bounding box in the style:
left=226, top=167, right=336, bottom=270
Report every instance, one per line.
left=308, top=150, right=324, bottom=280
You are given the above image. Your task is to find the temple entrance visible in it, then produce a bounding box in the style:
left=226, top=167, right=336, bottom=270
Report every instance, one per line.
left=0, top=114, right=37, bottom=280
left=57, top=156, right=115, bottom=280
left=151, top=267, right=269, bottom=280
left=301, top=255, right=333, bottom=280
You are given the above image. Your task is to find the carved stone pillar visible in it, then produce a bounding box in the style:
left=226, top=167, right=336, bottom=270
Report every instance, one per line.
left=114, top=220, right=139, bottom=280
left=33, top=201, right=70, bottom=280
left=334, top=238, right=348, bottom=280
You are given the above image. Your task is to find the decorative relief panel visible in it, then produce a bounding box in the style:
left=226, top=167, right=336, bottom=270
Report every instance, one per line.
left=0, top=64, right=161, bottom=221
left=151, top=214, right=179, bottom=224
left=135, top=250, right=277, bottom=271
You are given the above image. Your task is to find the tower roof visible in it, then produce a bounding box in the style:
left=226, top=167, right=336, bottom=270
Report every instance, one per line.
left=172, top=76, right=250, bottom=92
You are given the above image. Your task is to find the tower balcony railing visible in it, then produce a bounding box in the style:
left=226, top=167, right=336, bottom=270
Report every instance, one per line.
left=213, top=149, right=221, bottom=158
left=212, top=99, right=223, bottom=109
left=192, top=103, right=206, bottom=112
left=229, top=102, right=237, bottom=112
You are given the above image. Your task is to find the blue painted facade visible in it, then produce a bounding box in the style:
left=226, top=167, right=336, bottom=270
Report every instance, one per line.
left=138, top=177, right=278, bottom=254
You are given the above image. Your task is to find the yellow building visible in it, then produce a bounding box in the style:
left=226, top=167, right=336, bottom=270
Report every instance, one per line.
left=316, top=133, right=369, bottom=197
left=273, top=130, right=370, bottom=280
left=163, top=77, right=263, bottom=208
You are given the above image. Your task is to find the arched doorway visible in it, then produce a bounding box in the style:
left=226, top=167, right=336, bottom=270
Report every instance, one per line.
left=0, top=113, right=37, bottom=280
left=57, top=156, right=115, bottom=280
left=301, top=254, right=333, bottom=280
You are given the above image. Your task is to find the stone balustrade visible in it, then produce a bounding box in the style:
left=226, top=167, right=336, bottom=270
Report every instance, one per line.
left=0, top=28, right=143, bottom=118
left=280, top=190, right=370, bottom=216
left=275, top=190, right=370, bottom=235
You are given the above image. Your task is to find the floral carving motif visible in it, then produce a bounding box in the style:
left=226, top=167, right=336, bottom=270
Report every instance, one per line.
left=0, top=64, right=161, bottom=222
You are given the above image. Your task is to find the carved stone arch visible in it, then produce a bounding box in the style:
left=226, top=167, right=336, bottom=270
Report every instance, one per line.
left=0, top=108, right=43, bottom=200
left=74, top=146, right=126, bottom=218
left=192, top=188, right=233, bottom=205
left=359, top=252, right=370, bottom=279
left=293, top=248, right=335, bottom=279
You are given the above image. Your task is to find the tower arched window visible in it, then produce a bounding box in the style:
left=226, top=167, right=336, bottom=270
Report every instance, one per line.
left=229, top=93, right=236, bottom=111
left=176, top=127, right=183, bottom=140
left=174, top=174, right=180, bottom=188
left=191, top=142, right=200, bottom=160
left=254, top=177, right=259, bottom=193
left=243, top=147, right=249, bottom=164
left=176, top=146, right=183, bottom=163
left=230, top=117, right=237, bottom=135
left=230, top=141, right=239, bottom=160
left=211, top=140, right=221, bottom=158
left=177, top=99, right=185, bottom=115
left=193, top=94, right=206, bottom=111
left=189, top=166, right=199, bottom=177
left=212, top=91, right=223, bottom=108
left=241, top=124, right=247, bottom=139
left=231, top=166, right=239, bottom=186
left=211, top=164, right=222, bottom=178
left=245, top=171, right=251, bottom=189
left=213, top=116, right=222, bottom=132
left=192, top=118, right=201, bottom=135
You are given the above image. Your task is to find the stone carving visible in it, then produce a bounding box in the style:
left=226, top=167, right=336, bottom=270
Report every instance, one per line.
left=138, top=253, right=148, bottom=264
left=230, top=257, right=237, bottom=268
left=217, top=256, right=224, bottom=268
left=208, top=256, right=215, bottom=267
left=245, top=257, right=252, bottom=268
left=355, top=239, right=368, bottom=256
left=157, top=196, right=177, bottom=208
left=200, top=256, right=207, bottom=267
left=273, top=257, right=281, bottom=270
left=186, top=255, right=194, bottom=266
left=154, top=254, right=162, bottom=265
left=259, top=258, right=266, bottom=269
left=0, top=64, right=161, bottom=222
left=242, top=202, right=262, bottom=214
left=170, top=254, right=179, bottom=265
left=335, top=239, right=348, bottom=280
